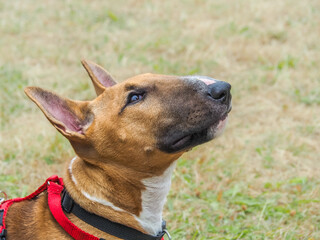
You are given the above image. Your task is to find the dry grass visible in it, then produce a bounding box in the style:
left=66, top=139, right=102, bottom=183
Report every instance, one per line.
left=1, top=0, right=320, bottom=239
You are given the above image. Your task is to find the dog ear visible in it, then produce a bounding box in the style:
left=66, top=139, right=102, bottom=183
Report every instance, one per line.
left=24, top=87, right=93, bottom=142
left=81, top=60, right=117, bottom=96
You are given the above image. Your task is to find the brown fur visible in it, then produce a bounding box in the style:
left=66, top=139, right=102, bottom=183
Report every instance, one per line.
left=5, top=61, right=231, bottom=239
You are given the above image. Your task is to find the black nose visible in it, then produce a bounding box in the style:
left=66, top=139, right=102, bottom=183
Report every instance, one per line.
left=208, top=81, right=231, bottom=103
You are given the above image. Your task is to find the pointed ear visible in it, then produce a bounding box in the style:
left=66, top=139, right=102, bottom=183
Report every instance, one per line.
left=24, top=87, right=93, bottom=141
left=81, top=60, right=117, bottom=96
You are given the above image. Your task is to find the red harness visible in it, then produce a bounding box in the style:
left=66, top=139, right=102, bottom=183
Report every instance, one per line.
left=0, top=176, right=166, bottom=240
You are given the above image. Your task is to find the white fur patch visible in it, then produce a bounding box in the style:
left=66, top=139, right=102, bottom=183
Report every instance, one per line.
left=196, top=77, right=217, bottom=85
left=69, top=156, right=78, bottom=185
left=185, top=75, right=218, bottom=85
left=135, top=161, right=177, bottom=235
left=81, top=190, right=125, bottom=213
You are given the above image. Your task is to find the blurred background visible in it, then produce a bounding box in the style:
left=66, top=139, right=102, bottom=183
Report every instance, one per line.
left=0, top=0, right=319, bottom=239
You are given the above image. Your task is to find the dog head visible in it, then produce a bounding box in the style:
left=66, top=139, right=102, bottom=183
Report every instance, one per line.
left=25, top=60, right=231, bottom=173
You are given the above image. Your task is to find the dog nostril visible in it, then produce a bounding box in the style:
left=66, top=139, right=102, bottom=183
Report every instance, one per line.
left=216, top=92, right=226, bottom=100
left=208, top=81, right=231, bottom=103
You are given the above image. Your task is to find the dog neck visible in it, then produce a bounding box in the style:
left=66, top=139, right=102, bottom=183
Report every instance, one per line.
left=139, top=160, right=177, bottom=234
left=65, top=156, right=177, bottom=236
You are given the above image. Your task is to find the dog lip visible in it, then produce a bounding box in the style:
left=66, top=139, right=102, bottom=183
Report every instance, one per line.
left=168, top=127, right=208, bottom=152
left=171, top=134, right=192, bottom=149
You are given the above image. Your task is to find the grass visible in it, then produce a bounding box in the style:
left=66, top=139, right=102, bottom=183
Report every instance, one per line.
left=0, top=0, right=320, bottom=239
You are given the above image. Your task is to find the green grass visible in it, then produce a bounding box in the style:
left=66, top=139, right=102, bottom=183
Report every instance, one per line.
left=1, top=0, right=320, bottom=239
left=166, top=158, right=320, bottom=239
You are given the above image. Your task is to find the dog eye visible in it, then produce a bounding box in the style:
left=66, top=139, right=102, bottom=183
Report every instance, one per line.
left=128, top=93, right=144, bottom=104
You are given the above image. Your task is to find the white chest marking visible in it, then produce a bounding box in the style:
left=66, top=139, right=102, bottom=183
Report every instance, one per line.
left=135, top=161, right=177, bottom=235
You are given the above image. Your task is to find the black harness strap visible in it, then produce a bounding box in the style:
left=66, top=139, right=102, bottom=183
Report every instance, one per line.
left=61, top=190, right=167, bottom=240
left=0, top=209, right=5, bottom=240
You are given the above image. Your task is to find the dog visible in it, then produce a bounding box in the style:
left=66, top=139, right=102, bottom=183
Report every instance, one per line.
left=2, top=60, right=231, bottom=239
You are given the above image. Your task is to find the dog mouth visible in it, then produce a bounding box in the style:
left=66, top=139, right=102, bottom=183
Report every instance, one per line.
left=171, top=129, right=206, bottom=150
left=169, top=112, right=229, bottom=152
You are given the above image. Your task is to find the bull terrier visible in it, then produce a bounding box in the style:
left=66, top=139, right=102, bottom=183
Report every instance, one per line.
left=2, top=60, right=231, bottom=239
